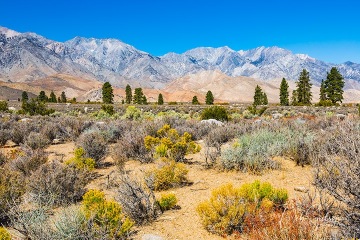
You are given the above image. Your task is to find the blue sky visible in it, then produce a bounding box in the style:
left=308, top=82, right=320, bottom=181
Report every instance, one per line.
left=1, top=0, right=360, bottom=63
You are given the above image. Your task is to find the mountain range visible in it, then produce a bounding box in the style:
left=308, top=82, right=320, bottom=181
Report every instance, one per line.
left=1, top=26, right=360, bottom=102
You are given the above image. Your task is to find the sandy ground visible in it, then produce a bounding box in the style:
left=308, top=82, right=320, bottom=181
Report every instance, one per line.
left=1, top=141, right=314, bottom=240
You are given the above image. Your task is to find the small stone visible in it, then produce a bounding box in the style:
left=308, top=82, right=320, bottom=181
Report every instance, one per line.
left=336, top=114, right=346, bottom=120
left=52, top=139, right=62, bottom=144
left=19, top=118, right=31, bottom=122
left=8, top=107, right=16, bottom=111
left=294, top=186, right=309, bottom=193
left=200, top=119, right=224, bottom=126
left=4, top=140, right=17, bottom=147
left=142, top=234, right=164, bottom=240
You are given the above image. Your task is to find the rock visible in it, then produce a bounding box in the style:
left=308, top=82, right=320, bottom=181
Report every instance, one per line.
left=19, top=118, right=31, bottom=122
left=84, top=107, right=88, bottom=113
left=142, top=234, right=164, bottom=240
left=4, top=140, right=17, bottom=147
left=253, top=119, right=262, bottom=124
left=8, top=106, right=16, bottom=111
left=336, top=114, right=346, bottom=120
left=272, top=113, right=283, bottom=119
left=200, top=119, right=224, bottom=126
left=66, top=103, right=71, bottom=107
left=96, top=121, right=106, bottom=125
left=52, top=138, right=62, bottom=144
left=294, top=186, right=309, bottom=193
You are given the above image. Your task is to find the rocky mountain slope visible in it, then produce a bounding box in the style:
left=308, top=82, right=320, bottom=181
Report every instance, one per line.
left=1, top=26, right=360, bottom=89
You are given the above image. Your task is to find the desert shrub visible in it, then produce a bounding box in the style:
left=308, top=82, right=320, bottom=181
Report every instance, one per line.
left=312, top=121, right=360, bottom=238
left=201, top=106, right=229, bottom=121
left=145, top=158, right=189, bottom=191
left=0, top=227, right=11, bottom=240
left=204, top=126, right=238, bottom=166
left=197, top=181, right=288, bottom=236
left=0, top=152, right=7, bottom=166
left=0, top=169, right=25, bottom=220
left=82, top=190, right=134, bottom=238
left=8, top=206, right=52, bottom=239
left=157, top=192, right=178, bottom=211
left=101, top=104, right=115, bottom=115
left=144, top=124, right=201, bottom=162
left=243, top=202, right=331, bottom=239
left=77, top=131, right=107, bottom=165
left=0, top=129, right=11, bottom=146
left=10, top=122, right=31, bottom=145
left=115, top=130, right=152, bottom=164
left=24, top=132, right=51, bottom=150
left=0, top=101, right=8, bottom=112
left=10, top=148, right=48, bottom=176
left=221, top=127, right=313, bottom=173
left=117, top=175, right=161, bottom=225
left=65, top=147, right=96, bottom=170
left=27, top=162, right=91, bottom=206
left=123, top=106, right=142, bottom=120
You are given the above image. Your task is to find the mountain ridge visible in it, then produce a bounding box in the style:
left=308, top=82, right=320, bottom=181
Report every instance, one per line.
left=1, top=26, right=360, bottom=94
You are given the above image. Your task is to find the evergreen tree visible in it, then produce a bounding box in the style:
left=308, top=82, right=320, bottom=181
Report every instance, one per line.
left=253, top=85, right=263, bottom=106
left=319, top=80, right=327, bottom=102
left=157, top=93, right=164, bottom=105
left=291, top=90, right=298, bottom=106
left=324, top=67, right=344, bottom=104
left=192, top=96, right=200, bottom=105
left=279, top=78, right=289, bottom=106
left=125, top=84, right=132, bottom=104
left=142, top=95, right=148, bottom=105
left=61, top=91, right=67, bottom=103
left=57, top=97, right=61, bottom=103
left=49, top=91, right=57, bottom=103
left=102, top=82, right=114, bottom=104
left=38, top=91, right=48, bottom=102
left=21, top=91, right=29, bottom=103
left=295, top=69, right=312, bottom=105
left=262, top=92, right=268, bottom=105
left=205, top=90, right=214, bottom=105
left=133, top=88, right=145, bottom=104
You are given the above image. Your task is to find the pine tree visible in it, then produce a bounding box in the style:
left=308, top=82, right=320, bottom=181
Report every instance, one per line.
left=142, top=95, right=148, bottom=105
left=102, top=82, right=114, bottom=104
left=157, top=93, right=164, bottom=105
left=61, top=91, right=67, bottom=103
left=262, top=92, right=268, bottom=105
left=253, top=85, right=263, bottom=106
left=49, top=91, right=57, bottom=103
left=125, top=84, right=132, bottom=104
left=324, top=67, right=344, bottom=105
left=279, top=78, right=289, bottom=106
left=319, top=80, right=327, bottom=102
left=291, top=90, right=298, bottom=106
left=38, top=91, right=48, bottom=102
left=192, top=96, right=200, bottom=105
left=205, top=90, right=214, bottom=105
left=133, top=88, right=145, bottom=104
left=21, top=91, right=28, bottom=103
left=296, top=69, right=312, bottom=105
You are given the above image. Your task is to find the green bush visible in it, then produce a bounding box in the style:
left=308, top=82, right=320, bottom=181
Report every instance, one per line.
left=221, top=128, right=313, bottom=173
left=197, top=181, right=288, bottom=236
left=145, top=158, right=189, bottom=191
left=123, top=106, right=142, bottom=120
left=144, top=124, right=201, bottom=162
left=101, top=104, right=115, bottom=115
left=157, top=192, right=178, bottom=211
left=0, top=227, right=11, bottom=240
left=82, top=189, right=134, bottom=238
left=65, top=147, right=96, bottom=170
left=0, top=101, right=8, bottom=112
left=21, top=99, right=55, bottom=116
left=201, top=106, right=229, bottom=121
